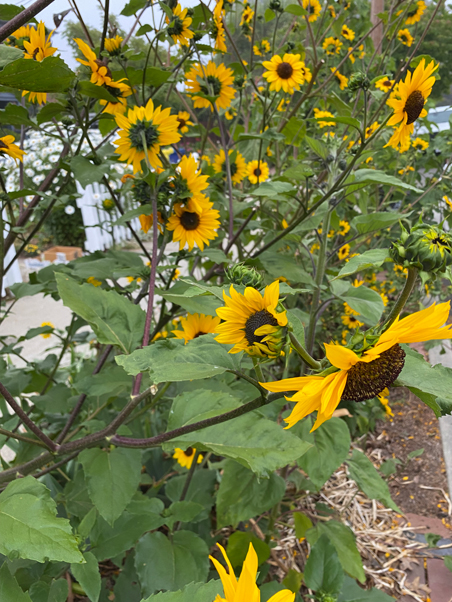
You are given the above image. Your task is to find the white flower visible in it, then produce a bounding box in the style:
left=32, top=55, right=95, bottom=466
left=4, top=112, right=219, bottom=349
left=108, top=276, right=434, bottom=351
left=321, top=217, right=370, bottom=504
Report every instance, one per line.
left=26, top=168, right=34, bottom=177
left=65, top=205, right=76, bottom=215
left=26, top=195, right=34, bottom=202
left=33, top=175, right=45, bottom=184
left=93, top=193, right=100, bottom=200
left=109, top=181, right=117, bottom=190
left=49, top=155, right=59, bottom=163
left=27, top=151, right=36, bottom=161
left=33, top=160, right=42, bottom=168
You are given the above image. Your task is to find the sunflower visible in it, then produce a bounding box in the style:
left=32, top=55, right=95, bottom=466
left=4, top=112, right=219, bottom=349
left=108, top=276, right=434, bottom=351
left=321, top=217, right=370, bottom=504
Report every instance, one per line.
left=341, top=312, right=364, bottom=329
left=404, top=0, right=426, bottom=25
left=167, top=3, right=194, bottom=47
left=348, top=47, right=356, bottom=64
left=277, top=98, right=291, bottom=112
left=213, top=0, right=227, bottom=52
left=175, top=153, right=210, bottom=213
left=253, top=39, right=271, bottom=56
left=99, top=79, right=132, bottom=116
left=262, top=302, right=452, bottom=431
left=139, top=211, right=164, bottom=234
left=365, top=121, right=379, bottom=139
left=175, top=110, right=193, bottom=134
left=240, top=5, right=254, bottom=25
left=104, top=35, right=123, bottom=54
left=0, top=135, right=25, bottom=163
left=302, top=0, right=322, bottom=22
left=412, top=137, right=428, bottom=151
left=375, top=76, right=394, bottom=92
left=378, top=389, right=394, bottom=417
left=210, top=543, right=295, bottom=602
left=385, top=59, right=437, bottom=152
left=87, top=276, right=102, bottom=287
left=397, top=28, right=414, bottom=47
left=173, top=313, right=221, bottom=343
left=173, top=447, right=203, bottom=469
left=74, top=38, right=114, bottom=86
left=338, top=243, right=350, bottom=260
left=213, top=149, right=247, bottom=185
left=167, top=202, right=220, bottom=251
left=114, top=98, right=181, bottom=172
left=331, top=67, right=348, bottom=90
left=215, top=281, right=288, bottom=358
left=40, top=322, right=54, bottom=339
left=322, top=36, right=342, bottom=55
left=314, top=108, right=335, bottom=128
left=10, top=24, right=32, bottom=44
left=23, top=21, right=56, bottom=61
left=185, top=61, right=236, bottom=111
left=338, top=219, right=350, bottom=235
left=262, top=53, right=309, bottom=94
left=341, top=24, right=355, bottom=40
left=247, top=160, right=269, bottom=184
left=328, top=5, right=336, bottom=17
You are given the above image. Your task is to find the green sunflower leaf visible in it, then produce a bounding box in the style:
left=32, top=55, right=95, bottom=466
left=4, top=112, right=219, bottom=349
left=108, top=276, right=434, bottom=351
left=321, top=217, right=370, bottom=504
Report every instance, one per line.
left=334, top=249, right=392, bottom=279
left=140, top=580, right=222, bottom=602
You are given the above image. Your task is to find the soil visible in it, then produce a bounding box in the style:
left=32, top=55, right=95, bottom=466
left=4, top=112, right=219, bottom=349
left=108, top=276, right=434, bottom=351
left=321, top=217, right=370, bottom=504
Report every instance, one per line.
left=372, top=386, right=451, bottom=525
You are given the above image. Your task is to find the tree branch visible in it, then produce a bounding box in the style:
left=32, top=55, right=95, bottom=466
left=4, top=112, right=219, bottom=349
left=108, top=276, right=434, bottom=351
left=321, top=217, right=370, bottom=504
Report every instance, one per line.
left=0, top=0, right=57, bottom=43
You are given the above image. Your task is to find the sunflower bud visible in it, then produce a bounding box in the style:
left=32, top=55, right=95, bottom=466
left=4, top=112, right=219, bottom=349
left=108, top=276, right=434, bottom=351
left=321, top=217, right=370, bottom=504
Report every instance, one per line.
left=390, top=220, right=452, bottom=274
left=102, top=198, right=115, bottom=212
left=225, top=263, right=264, bottom=289
left=269, top=0, right=283, bottom=12
left=348, top=71, right=370, bottom=92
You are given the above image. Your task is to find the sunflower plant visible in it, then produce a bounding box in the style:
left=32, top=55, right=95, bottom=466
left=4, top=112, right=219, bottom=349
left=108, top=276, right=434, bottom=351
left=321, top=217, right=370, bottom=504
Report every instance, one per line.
left=1, top=0, right=452, bottom=600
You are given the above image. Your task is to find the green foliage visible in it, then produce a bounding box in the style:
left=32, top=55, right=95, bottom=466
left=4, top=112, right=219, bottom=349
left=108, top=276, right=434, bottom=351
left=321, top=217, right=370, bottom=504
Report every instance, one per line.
left=141, top=581, right=222, bottom=602
left=71, top=552, right=101, bottom=602
left=304, top=534, right=344, bottom=595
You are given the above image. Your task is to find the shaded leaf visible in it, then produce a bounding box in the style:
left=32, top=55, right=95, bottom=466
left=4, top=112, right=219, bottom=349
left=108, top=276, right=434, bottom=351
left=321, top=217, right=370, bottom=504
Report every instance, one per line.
left=304, top=534, right=344, bottom=594
left=0, top=56, right=75, bottom=92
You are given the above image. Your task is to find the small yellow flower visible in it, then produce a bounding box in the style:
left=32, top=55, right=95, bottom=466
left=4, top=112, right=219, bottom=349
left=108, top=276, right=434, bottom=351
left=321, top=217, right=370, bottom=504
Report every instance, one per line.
left=328, top=5, right=336, bottom=17
left=172, top=268, right=180, bottom=280
left=412, top=137, right=428, bottom=151
left=338, top=219, right=350, bottom=236
left=341, top=24, right=355, bottom=41
left=40, top=322, right=54, bottom=338
left=331, top=67, right=348, bottom=90
left=302, top=0, right=322, bottom=21
left=166, top=3, right=194, bottom=47
left=314, top=108, right=335, bottom=128
left=0, top=135, right=25, bottom=163
left=247, top=160, right=269, bottom=184
left=173, top=312, right=221, bottom=343
left=87, top=276, right=102, bottom=287
left=173, top=447, right=203, bottom=469
left=240, top=5, right=254, bottom=25
left=176, top=110, right=193, bottom=134
left=104, top=35, right=123, bottom=54
left=402, top=0, right=426, bottom=25
left=323, top=36, right=342, bottom=55
left=282, top=218, right=289, bottom=229
left=338, top=243, right=350, bottom=260
left=397, top=28, right=414, bottom=47
left=365, top=121, right=379, bottom=139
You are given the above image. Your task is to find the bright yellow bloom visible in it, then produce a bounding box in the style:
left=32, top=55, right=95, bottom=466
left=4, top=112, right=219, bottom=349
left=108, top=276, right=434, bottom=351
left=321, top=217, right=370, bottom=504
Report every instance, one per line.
left=75, top=38, right=113, bottom=86
left=338, top=219, right=350, bottom=235
left=176, top=111, right=193, bottom=134
left=213, top=0, right=227, bottom=52
left=100, top=79, right=132, bottom=116
left=444, top=196, right=452, bottom=212
left=262, top=302, right=452, bottom=431
left=375, top=77, right=394, bottom=92
left=314, top=108, right=335, bottom=128
left=348, top=47, right=356, bottom=64
left=11, top=24, right=32, bottom=41
left=397, top=28, right=414, bottom=47
left=225, top=107, right=237, bottom=120
left=385, top=59, right=437, bottom=152
left=215, top=281, right=288, bottom=358
left=341, top=24, right=355, bottom=40
left=328, top=5, right=336, bottom=17
left=412, top=137, right=428, bottom=151
left=303, top=0, right=322, bottom=21
left=167, top=202, right=220, bottom=251
left=378, top=388, right=393, bottom=417
left=342, top=312, right=364, bottom=329
left=210, top=543, right=295, bottom=602
left=240, top=5, right=254, bottom=25
left=0, top=135, right=25, bottom=163
left=167, top=3, right=194, bottom=47
left=263, top=53, right=311, bottom=94
left=104, top=35, right=123, bottom=54
left=139, top=211, right=164, bottom=234
left=338, top=244, right=350, bottom=260
left=322, top=36, right=342, bottom=55
left=23, top=21, right=56, bottom=61
left=253, top=39, right=271, bottom=56
left=40, top=322, right=54, bottom=339
left=213, top=149, right=247, bottom=185
left=173, top=313, right=221, bottom=343
left=176, top=153, right=210, bottom=213
left=365, top=121, right=379, bottom=139
left=403, top=0, right=426, bottom=25
left=173, top=447, right=203, bottom=468
left=277, top=98, right=290, bottom=112
left=185, top=61, right=235, bottom=111
left=87, top=277, right=102, bottom=287
left=331, top=67, right=348, bottom=89
left=247, top=160, right=269, bottom=184
left=114, top=98, right=181, bottom=172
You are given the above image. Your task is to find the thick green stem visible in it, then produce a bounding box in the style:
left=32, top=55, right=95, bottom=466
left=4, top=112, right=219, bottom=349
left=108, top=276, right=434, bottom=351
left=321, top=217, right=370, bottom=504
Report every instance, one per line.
left=252, top=357, right=265, bottom=383
left=289, top=332, right=321, bottom=370
left=382, top=267, right=418, bottom=330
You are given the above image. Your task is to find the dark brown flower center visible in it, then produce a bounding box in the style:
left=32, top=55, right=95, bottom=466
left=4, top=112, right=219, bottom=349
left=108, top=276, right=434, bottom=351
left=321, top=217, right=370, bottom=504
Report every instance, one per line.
left=276, top=61, right=294, bottom=80
left=184, top=447, right=194, bottom=457
left=193, top=331, right=206, bottom=338
left=177, top=118, right=187, bottom=129
left=180, top=210, right=200, bottom=230
left=245, top=309, right=278, bottom=345
left=341, top=344, right=406, bottom=402
left=383, top=79, right=391, bottom=88
left=404, top=89, right=425, bottom=125
left=254, top=167, right=262, bottom=177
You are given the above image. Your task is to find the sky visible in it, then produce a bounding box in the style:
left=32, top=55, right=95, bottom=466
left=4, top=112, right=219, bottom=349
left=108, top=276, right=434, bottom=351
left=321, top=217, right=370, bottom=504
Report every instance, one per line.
left=27, top=0, right=198, bottom=67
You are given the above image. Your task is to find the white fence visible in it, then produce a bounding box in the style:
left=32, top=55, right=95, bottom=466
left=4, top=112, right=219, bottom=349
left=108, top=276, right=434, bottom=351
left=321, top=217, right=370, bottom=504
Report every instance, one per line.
left=2, top=210, right=23, bottom=296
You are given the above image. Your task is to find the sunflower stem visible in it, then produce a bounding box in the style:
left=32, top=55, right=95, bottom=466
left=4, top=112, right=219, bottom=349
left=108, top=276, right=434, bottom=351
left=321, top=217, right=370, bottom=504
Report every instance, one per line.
left=382, top=266, right=418, bottom=330
left=289, top=332, right=321, bottom=370
left=252, top=357, right=265, bottom=383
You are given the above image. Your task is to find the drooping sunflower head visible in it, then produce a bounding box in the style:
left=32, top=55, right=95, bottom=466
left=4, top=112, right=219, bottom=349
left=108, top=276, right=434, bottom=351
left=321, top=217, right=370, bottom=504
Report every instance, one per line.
left=23, top=21, right=56, bottom=62
left=314, top=108, right=335, bottom=128
left=74, top=37, right=113, bottom=86
left=104, top=35, right=123, bottom=54
left=213, top=149, right=247, bottom=185
left=341, top=24, right=355, bottom=40
left=0, top=135, right=25, bottom=163
left=215, top=281, right=288, bottom=358
left=404, top=0, right=426, bottom=25
left=166, top=202, right=220, bottom=251
left=240, top=5, right=254, bottom=25
left=322, top=36, right=342, bottom=55
left=302, top=0, right=322, bottom=21
left=185, top=61, right=236, bottom=111
left=174, top=153, right=210, bottom=213
left=385, top=59, right=438, bottom=151
left=247, top=160, right=269, bottom=184
left=167, top=3, right=194, bottom=47
left=212, top=0, right=227, bottom=53
left=331, top=67, right=348, bottom=90
left=176, top=110, right=193, bottom=134
left=262, top=53, right=308, bottom=94
left=173, top=313, right=221, bottom=344
left=100, top=79, right=132, bottom=116
left=412, top=137, right=428, bottom=151
left=114, top=98, right=181, bottom=172
left=173, top=447, right=203, bottom=469
left=40, top=321, right=55, bottom=339
left=397, top=28, right=414, bottom=47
